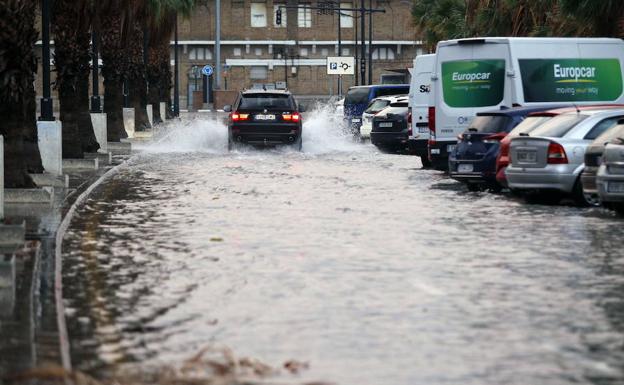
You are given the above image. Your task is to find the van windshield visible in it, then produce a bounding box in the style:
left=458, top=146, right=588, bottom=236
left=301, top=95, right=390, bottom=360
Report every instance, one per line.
left=467, top=115, right=511, bottom=133
left=529, top=114, right=588, bottom=138
left=345, top=88, right=370, bottom=105
left=508, top=116, right=553, bottom=136
left=365, top=100, right=390, bottom=114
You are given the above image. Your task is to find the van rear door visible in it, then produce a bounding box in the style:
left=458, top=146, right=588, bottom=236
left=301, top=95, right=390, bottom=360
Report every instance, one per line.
left=435, top=40, right=511, bottom=146
left=409, top=54, right=435, bottom=141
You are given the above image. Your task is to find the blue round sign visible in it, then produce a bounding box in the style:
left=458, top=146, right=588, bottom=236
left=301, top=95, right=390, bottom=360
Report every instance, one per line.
left=201, top=65, right=214, bottom=76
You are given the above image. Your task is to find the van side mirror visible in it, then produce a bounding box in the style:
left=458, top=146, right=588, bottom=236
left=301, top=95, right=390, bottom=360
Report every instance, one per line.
left=299, top=105, right=306, bottom=112
left=223, top=105, right=232, bottom=112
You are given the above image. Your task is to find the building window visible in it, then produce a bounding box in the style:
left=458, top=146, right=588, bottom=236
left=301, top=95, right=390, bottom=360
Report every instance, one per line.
left=321, top=48, right=329, bottom=56
left=340, top=2, right=353, bottom=28
left=188, top=47, right=213, bottom=61
left=233, top=47, right=242, bottom=56
left=255, top=47, right=263, bottom=56
left=251, top=3, right=267, bottom=27
left=342, top=48, right=350, bottom=56
left=250, top=66, right=268, bottom=80
left=273, top=4, right=287, bottom=27
left=373, top=47, right=395, bottom=60
left=300, top=47, right=309, bottom=56
left=298, top=4, right=312, bottom=27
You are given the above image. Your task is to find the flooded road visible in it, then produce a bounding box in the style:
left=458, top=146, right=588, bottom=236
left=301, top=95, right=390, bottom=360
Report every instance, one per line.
left=62, top=110, right=624, bottom=385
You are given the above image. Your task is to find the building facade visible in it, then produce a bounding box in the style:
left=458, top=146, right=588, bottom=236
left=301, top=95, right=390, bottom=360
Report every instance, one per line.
left=178, top=0, right=422, bottom=107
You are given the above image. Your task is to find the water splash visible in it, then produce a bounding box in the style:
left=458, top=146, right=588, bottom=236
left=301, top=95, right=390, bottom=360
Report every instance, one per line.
left=138, top=103, right=369, bottom=155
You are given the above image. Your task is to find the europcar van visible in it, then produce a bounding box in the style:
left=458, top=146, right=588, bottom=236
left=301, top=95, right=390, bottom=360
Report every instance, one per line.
left=344, top=84, right=410, bottom=135
left=429, top=37, right=624, bottom=170
left=408, top=54, right=435, bottom=166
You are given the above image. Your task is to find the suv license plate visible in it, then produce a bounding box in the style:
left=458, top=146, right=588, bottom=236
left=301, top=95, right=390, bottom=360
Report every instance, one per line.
left=379, top=122, right=393, bottom=128
left=352, top=118, right=361, bottom=123
left=517, top=151, right=537, bottom=163
left=458, top=164, right=473, bottom=173
left=607, top=181, right=624, bottom=193
left=255, top=114, right=275, bottom=120
left=447, top=144, right=456, bottom=153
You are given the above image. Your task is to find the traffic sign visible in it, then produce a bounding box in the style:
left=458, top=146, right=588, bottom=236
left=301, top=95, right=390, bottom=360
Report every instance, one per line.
left=327, top=57, right=355, bottom=75
left=201, top=64, right=214, bottom=76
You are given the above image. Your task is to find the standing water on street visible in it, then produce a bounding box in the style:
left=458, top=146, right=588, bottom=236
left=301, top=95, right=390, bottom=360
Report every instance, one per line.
left=60, top=104, right=624, bottom=385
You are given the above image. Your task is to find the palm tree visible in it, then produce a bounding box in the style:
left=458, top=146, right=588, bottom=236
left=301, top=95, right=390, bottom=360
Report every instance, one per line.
left=0, top=0, right=44, bottom=188
left=52, top=0, right=101, bottom=158
left=559, top=0, right=624, bottom=37
left=412, top=0, right=468, bottom=50
left=147, top=10, right=176, bottom=124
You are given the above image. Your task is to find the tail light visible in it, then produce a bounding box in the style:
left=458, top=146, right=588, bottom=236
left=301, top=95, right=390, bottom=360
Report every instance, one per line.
left=231, top=112, right=249, bottom=121
left=547, top=142, right=568, bottom=164
left=282, top=112, right=301, bottom=122
left=428, top=106, right=436, bottom=138
left=407, top=112, right=413, bottom=136
left=483, top=132, right=506, bottom=144
left=500, top=141, right=510, bottom=157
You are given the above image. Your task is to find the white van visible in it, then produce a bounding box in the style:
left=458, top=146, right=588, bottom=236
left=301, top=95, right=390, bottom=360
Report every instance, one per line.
left=429, top=37, right=624, bottom=170
left=408, top=54, right=435, bottom=166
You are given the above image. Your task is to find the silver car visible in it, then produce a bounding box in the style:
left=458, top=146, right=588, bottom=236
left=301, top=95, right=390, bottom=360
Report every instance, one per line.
left=506, top=109, right=624, bottom=205
left=596, top=127, right=624, bottom=214
left=359, top=95, right=406, bottom=139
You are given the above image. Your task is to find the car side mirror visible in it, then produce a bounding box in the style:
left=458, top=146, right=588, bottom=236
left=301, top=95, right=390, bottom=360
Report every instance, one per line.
left=299, top=105, right=306, bottom=112
left=223, top=105, right=232, bottom=112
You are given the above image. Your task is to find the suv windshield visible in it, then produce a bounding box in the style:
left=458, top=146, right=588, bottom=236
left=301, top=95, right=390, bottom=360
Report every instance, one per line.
left=467, top=115, right=511, bottom=134
left=508, top=116, right=553, bottom=136
left=238, top=93, right=295, bottom=110
left=365, top=100, right=390, bottom=114
left=530, top=113, right=588, bottom=138
left=345, top=88, right=370, bottom=105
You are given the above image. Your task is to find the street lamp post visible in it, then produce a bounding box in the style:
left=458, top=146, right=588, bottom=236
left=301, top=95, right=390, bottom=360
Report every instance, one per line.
left=90, top=31, right=101, bottom=113
left=173, top=12, right=180, bottom=117
left=337, top=3, right=342, bottom=96
left=368, top=0, right=373, bottom=84
left=215, top=0, right=221, bottom=90
left=360, top=0, right=366, bottom=85
left=40, top=0, right=54, bottom=121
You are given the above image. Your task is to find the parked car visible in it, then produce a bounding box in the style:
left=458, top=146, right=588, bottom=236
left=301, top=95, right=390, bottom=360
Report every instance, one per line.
left=224, top=89, right=304, bottom=151
left=448, top=106, right=563, bottom=191
left=497, top=105, right=624, bottom=187
left=344, top=84, right=410, bottom=135
left=360, top=95, right=407, bottom=139
left=370, top=97, right=411, bottom=153
left=581, top=119, right=624, bottom=203
left=506, top=109, right=624, bottom=205
left=597, top=130, right=624, bottom=214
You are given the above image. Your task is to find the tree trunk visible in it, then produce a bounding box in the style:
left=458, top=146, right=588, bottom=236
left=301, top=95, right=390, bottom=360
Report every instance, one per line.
left=104, top=76, right=126, bottom=142
left=127, top=20, right=151, bottom=132
left=78, top=74, right=99, bottom=153
left=147, top=36, right=171, bottom=125
left=100, top=5, right=128, bottom=142
left=0, top=0, right=43, bottom=187
left=131, top=76, right=151, bottom=131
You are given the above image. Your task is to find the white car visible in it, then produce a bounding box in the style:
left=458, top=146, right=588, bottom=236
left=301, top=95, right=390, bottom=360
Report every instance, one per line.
left=360, top=95, right=407, bottom=139
left=335, top=98, right=345, bottom=116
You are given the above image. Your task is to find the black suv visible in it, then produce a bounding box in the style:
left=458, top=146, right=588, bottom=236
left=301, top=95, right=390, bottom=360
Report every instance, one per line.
left=224, top=90, right=304, bottom=150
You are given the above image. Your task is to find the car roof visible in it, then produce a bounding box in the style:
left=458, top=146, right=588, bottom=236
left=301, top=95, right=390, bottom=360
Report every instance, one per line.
left=477, top=105, right=569, bottom=117
left=528, top=104, right=624, bottom=117
left=371, top=94, right=408, bottom=103
left=348, top=84, right=409, bottom=90
left=562, top=108, right=624, bottom=117
left=241, top=89, right=292, bottom=95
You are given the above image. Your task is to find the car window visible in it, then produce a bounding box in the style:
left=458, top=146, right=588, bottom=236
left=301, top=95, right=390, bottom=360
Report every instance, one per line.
left=508, top=116, right=553, bottom=136
left=584, top=116, right=623, bottom=140
left=593, top=123, right=624, bottom=145
left=529, top=114, right=588, bottom=138
left=467, top=115, right=512, bottom=134
left=238, top=94, right=295, bottom=109
left=365, top=100, right=390, bottom=114
left=345, top=88, right=370, bottom=104
left=389, top=102, right=408, bottom=107
left=373, top=87, right=409, bottom=97
left=377, top=106, right=407, bottom=116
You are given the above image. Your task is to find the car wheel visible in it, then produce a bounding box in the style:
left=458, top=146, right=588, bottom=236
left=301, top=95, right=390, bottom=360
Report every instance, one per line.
left=466, top=183, right=481, bottom=192
left=487, top=182, right=503, bottom=194
left=612, top=203, right=624, bottom=215
left=420, top=156, right=432, bottom=168
left=227, top=140, right=233, bottom=151
left=294, top=136, right=303, bottom=151
left=572, top=179, right=600, bottom=207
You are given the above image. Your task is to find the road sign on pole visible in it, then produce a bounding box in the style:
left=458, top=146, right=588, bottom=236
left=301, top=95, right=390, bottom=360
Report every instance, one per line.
left=327, top=56, right=355, bottom=75
left=201, top=64, right=214, bottom=76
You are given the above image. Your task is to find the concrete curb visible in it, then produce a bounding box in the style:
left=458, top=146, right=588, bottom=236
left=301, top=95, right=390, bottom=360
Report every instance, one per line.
left=4, top=188, right=54, bottom=204
left=108, top=142, right=132, bottom=156
left=0, top=221, right=25, bottom=251
left=85, top=152, right=112, bottom=165
left=62, top=158, right=99, bottom=170
left=54, top=160, right=126, bottom=371
left=30, top=173, right=69, bottom=189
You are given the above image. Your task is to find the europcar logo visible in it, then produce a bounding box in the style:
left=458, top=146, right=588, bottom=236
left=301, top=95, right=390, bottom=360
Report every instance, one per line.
left=451, top=71, right=492, bottom=84
left=553, top=64, right=597, bottom=83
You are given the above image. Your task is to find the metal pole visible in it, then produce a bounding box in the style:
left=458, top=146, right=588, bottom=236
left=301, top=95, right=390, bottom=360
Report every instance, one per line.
left=360, top=0, right=366, bottom=85
left=215, top=0, right=221, bottom=90
left=368, top=0, right=373, bottom=84
left=40, top=0, right=54, bottom=121
left=337, top=5, right=342, bottom=96
left=90, top=31, right=101, bottom=113
left=174, top=13, right=180, bottom=117
left=354, top=10, right=358, bottom=86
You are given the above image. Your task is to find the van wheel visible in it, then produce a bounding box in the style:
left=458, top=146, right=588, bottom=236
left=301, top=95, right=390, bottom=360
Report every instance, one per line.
left=487, top=182, right=503, bottom=194
left=572, top=178, right=600, bottom=207
left=466, top=183, right=481, bottom=192
left=613, top=203, right=624, bottom=215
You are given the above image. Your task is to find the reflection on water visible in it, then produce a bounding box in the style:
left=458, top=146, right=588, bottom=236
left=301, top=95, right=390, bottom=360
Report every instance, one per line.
left=62, top=112, right=624, bottom=385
